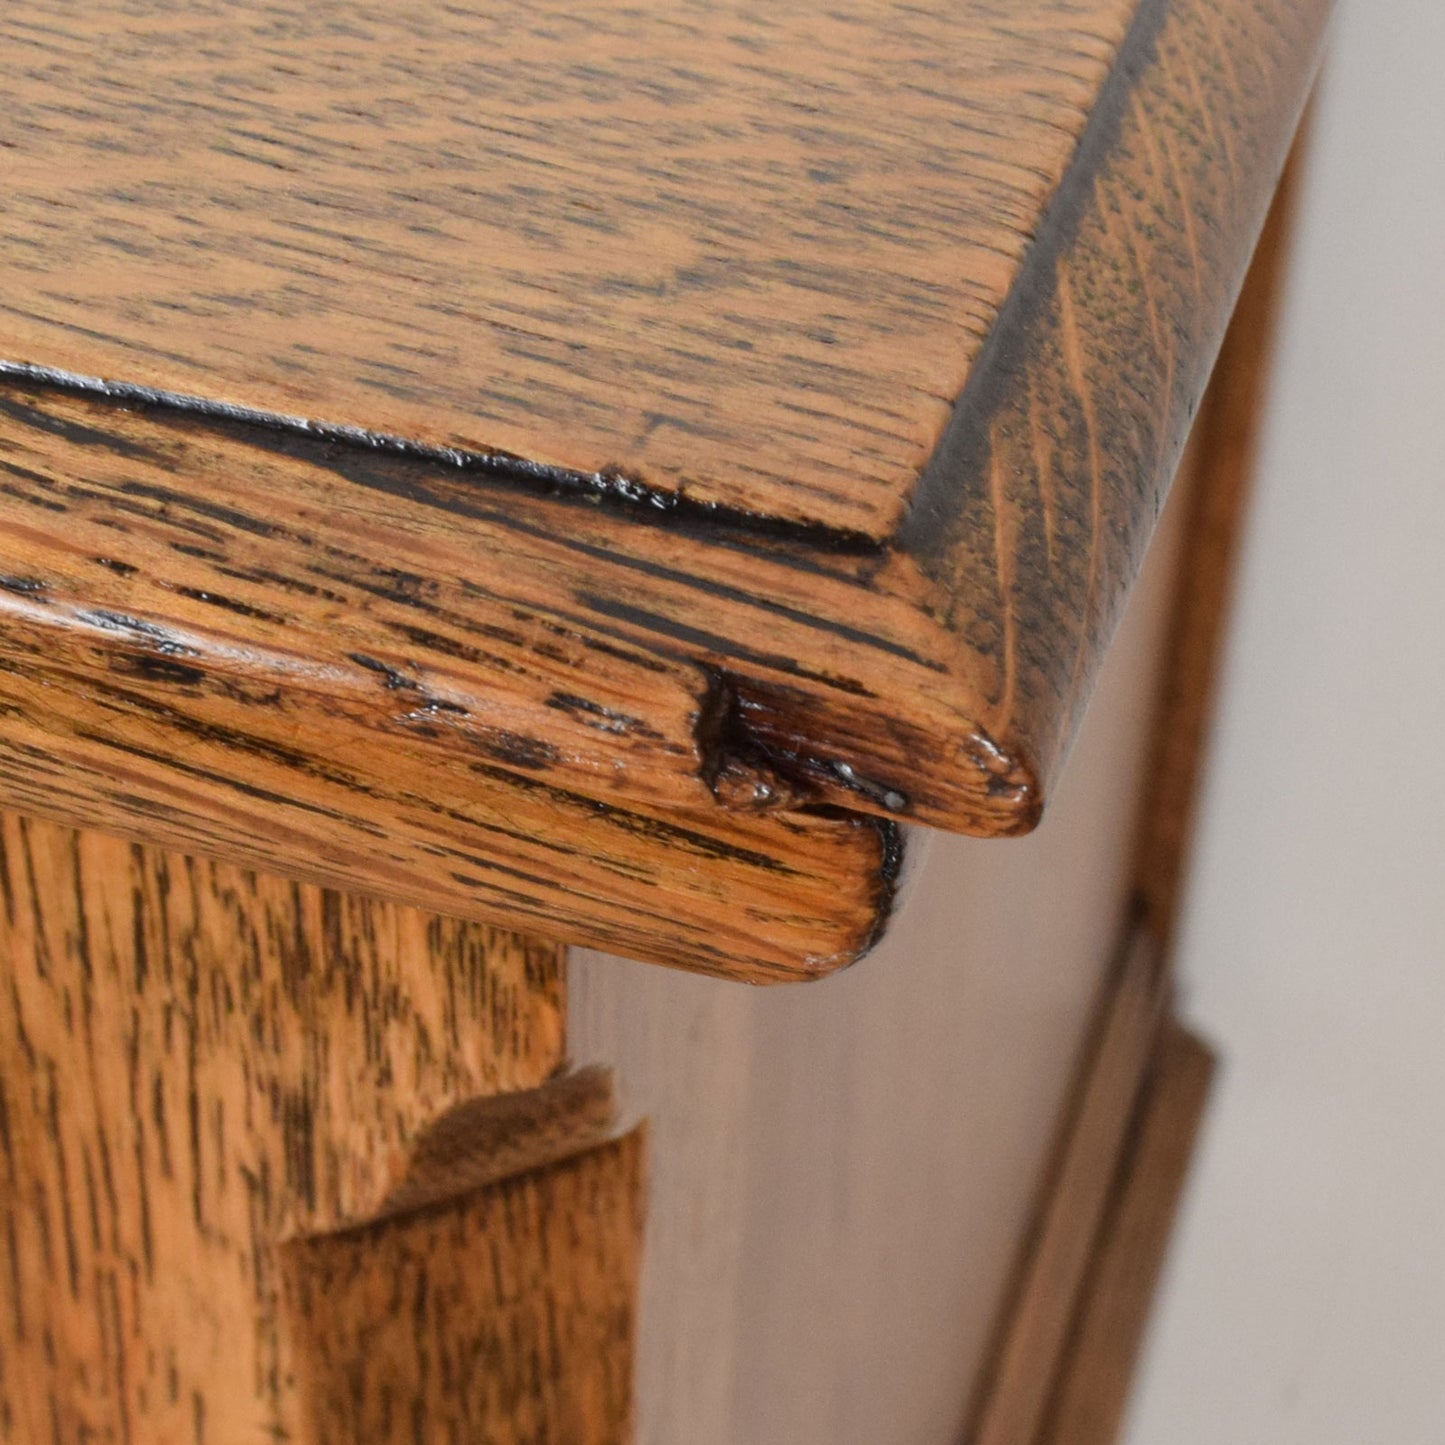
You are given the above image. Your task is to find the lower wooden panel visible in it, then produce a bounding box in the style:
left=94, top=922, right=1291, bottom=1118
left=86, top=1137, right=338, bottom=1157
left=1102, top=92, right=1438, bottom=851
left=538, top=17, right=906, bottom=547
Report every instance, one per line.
left=1037, top=1027, right=1214, bottom=1445
left=285, top=1130, right=645, bottom=1445
left=969, top=992, right=1215, bottom=1445
left=0, top=810, right=639, bottom=1444
left=570, top=457, right=1196, bottom=1445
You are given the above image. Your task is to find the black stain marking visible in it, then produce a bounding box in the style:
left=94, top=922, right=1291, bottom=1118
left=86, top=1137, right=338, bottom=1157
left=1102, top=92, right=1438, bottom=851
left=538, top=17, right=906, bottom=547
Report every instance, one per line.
left=0, top=365, right=881, bottom=554
left=109, top=654, right=207, bottom=688
left=171, top=586, right=285, bottom=623
left=544, top=691, right=657, bottom=738
left=77, top=610, right=198, bottom=656
left=348, top=653, right=418, bottom=691
left=0, top=575, right=47, bottom=597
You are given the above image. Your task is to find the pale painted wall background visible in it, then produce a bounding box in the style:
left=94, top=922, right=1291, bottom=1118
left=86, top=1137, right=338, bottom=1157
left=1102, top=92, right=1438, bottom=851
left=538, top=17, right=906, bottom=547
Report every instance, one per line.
left=1122, top=4, right=1445, bottom=1441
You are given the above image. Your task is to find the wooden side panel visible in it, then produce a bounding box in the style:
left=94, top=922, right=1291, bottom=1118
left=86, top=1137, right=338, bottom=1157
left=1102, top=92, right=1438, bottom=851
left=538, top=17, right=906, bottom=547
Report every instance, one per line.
left=571, top=464, right=1195, bottom=1445
left=285, top=1131, right=645, bottom=1445
left=0, top=811, right=636, bottom=1442
left=1037, top=1028, right=1215, bottom=1445
left=967, top=1010, right=1215, bottom=1445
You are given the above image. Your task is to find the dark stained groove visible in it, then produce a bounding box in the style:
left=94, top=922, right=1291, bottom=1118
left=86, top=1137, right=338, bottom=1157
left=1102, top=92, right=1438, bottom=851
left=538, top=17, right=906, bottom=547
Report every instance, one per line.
left=0, top=381, right=926, bottom=679
left=0, top=362, right=883, bottom=556
left=899, top=0, right=1171, bottom=558
left=169, top=586, right=285, bottom=624
left=543, top=691, right=659, bottom=740
left=347, top=653, right=419, bottom=692
left=0, top=576, right=47, bottom=598
left=576, top=592, right=879, bottom=697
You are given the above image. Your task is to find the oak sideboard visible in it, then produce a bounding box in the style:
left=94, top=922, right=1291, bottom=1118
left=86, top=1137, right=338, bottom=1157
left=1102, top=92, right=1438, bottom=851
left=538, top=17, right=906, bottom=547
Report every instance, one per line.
left=0, top=2, right=1331, bottom=1440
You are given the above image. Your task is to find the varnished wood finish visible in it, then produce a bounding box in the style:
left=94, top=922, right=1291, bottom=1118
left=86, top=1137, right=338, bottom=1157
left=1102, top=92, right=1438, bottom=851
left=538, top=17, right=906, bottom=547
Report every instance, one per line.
left=285, top=1131, right=644, bottom=1445
left=1037, top=1028, right=1215, bottom=1445
left=0, top=0, right=1330, bottom=980
left=0, top=0, right=1143, bottom=538
left=0, top=392, right=895, bottom=982
left=0, top=383, right=895, bottom=980
left=0, top=810, right=636, bottom=1442
left=899, top=0, right=1329, bottom=791
left=0, top=8, right=1324, bottom=1432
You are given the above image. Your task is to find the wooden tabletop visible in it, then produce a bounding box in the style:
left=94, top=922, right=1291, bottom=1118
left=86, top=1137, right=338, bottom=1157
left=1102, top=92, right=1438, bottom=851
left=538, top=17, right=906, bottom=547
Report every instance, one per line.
left=0, top=0, right=1330, bottom=979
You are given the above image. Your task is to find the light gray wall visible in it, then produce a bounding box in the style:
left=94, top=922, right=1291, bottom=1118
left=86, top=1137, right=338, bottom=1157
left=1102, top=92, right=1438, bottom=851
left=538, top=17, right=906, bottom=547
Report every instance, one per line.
left=1124, top=5, right=1445, bottom=1441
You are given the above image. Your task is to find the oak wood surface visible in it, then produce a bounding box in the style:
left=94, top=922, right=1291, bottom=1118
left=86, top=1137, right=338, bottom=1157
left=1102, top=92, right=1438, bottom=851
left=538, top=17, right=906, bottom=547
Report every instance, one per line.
left=0, top=10, right=1321, bottom=1426
left=0, top=0, right=1329, bottom=977
left=0, top=382, right=896, bottom=981
left=0, top=809, right=635, bottom=1443
left=285, top=1130, right=644, bottom=1445
left=899, top=0, right=1329, bottom=793
left=0, top=0, right=1329, bottom=924
left=0, top=0, right=1144, bottom=538
left=0, top=2, right=1329, bottom=982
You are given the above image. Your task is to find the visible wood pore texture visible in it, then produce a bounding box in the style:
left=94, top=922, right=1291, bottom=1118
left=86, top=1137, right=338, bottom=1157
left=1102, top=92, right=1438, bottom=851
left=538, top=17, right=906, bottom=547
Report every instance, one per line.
left=285, top=1130, right=645, bottom=1445
left=899, top=0, right=1331, bottom=791
left=1037, top=1028, right=1215, bottom=1445
left=0, top=0, right=1144, bottom=537
left=0, top=384, right=896, bottom=981
left=0, top=0, right=1330, bottom=976
left=0, top=811, right=634, bottom=1442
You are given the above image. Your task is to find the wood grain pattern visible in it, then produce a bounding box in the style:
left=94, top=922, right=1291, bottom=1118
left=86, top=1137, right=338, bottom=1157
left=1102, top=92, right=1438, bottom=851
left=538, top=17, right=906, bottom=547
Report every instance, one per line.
left=0, top=0, right=1141, bottom=537
left=0, top=0, right=1330, bottom=977
left=285, top=1130, right=645, bottom=1445
left=0, top=810, right=634, bottom=1442
left=901, top=0, right=1331, bottom=791
left=0, top=384, right=897, bottom=981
